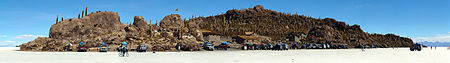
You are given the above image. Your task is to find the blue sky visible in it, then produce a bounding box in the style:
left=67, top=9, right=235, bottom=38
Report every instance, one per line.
left=0, top=0, right=449, bottom=47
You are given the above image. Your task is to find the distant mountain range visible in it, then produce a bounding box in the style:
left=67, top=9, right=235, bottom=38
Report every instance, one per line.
left=0, top=45, right=15, bottom=47
left=417, top=41, right=450, bottom=47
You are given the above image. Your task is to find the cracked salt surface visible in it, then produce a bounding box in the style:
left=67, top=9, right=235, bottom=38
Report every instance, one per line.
left=1, top=47, right=449, bottom=63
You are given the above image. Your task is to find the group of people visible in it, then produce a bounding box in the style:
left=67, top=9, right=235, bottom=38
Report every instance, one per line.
left=430, top=46, right=437, bottom=50
left=63, top=41, right=129, bottom=57
left=199, top=41, right=230, bottom=51
left=196, top=41, right=351, bottom=51
left=240, top=43, right=347, bottom=50
left=241, top=43, right=290, bottom=50
left=63, top=42, right=129, bottom=52
left=63, top=42, right=88, bottom=52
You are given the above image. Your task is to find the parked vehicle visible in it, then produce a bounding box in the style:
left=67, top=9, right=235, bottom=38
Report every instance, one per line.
left=325, top=44, right=330, bottom=49
left=267, top=44, right=273, bottom=50
left=364, top=45, right=371, bottom=48
left=338, top=44, right=348, bottom=49
left=320, top=44, right=325, bottom=49
left=308, top=44, right=319, bottom=49
left=241, top=43, right=250, bottom=50
left=370, top=44, right=378, bottom=48
left=77, top=46, right=88, bottom=52
left=203, top=42, right=214, bottom=51
left=281, top=43, right=288, bottom=50
left=330, top=45, right=338, bottom=49
left=215, top=42, right=230, bottom=50
left=136, top=44, right=147, bottom=52
left=77, top=42, right=88, bottom=52
left=248, top=44, right=254, bottom=50
left=317, top=44, right=324, bottom=49
left=252, top=44, right=259, bottom=50
left=272, top=44, right=279, bottom=50
left=410, top=43, right=422, bottom=51
left=290, top=43, right=300, bottom=49
left=98, top=42, right=108, bottom=52
left=301, top=44, right=308, bottom=49
left=99, top=47, right=108, bottom=52
left=259, top=44, right=268, bottom=50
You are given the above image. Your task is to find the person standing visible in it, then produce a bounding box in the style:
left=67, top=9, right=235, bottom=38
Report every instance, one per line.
left=362, top=47, right=365, bottom=51
left=431, top=46, right=433, bottom=50
left=435, top=46, right=437, bottom=50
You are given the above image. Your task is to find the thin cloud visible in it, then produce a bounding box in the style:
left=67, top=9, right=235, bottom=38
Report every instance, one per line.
left=5, top=40, right=16, bottom=43
left=0, top=35, right=7, bottom=37
left=0, top=40, right=17, bottom=43
left=413, top=36, right=450, bottom=42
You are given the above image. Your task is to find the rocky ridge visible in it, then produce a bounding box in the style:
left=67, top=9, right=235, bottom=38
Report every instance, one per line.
left=192, top=5, right=413, bottom=47
left=19, top=5, right=413, bottom=51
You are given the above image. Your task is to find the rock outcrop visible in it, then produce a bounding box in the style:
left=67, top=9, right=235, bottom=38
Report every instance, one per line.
left=159, top=14, right=184, bottom=31
left=20, top=12, right=201, bottom=51
left=46, top=12, right=127, bottom=50
left=185, top=20, right=204, bottom=41
left=133, top=16, right=148, bottom=28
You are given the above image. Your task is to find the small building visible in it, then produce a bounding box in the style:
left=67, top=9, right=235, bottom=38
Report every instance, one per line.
left=200, top=29, right=232, bottom=44
left=244, top=32, right=254, bottom=35
left=234, top=35, right=260, bottom=44
left=232, top=32, right=270, bottom=44
left=286, top=32, right=306, bottom=42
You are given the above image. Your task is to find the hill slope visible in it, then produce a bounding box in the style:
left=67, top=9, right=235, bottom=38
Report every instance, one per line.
left=192, top=5, right=413, bottom=47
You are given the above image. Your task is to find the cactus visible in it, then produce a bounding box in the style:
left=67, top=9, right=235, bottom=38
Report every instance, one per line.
left=149, top=19, right=153, bottom=38
left=85, top=6, right=88, bottom=16
left=78, top=14, right=80, bottom=18
left=82, top=10, right=84, bottom=18
left=56, top=14, right=58, bottom=24
left=178, top=19, right=182, bottom=39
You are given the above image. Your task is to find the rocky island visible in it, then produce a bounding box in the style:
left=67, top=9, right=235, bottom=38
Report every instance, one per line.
left=19, top=5, right=413, bottom=51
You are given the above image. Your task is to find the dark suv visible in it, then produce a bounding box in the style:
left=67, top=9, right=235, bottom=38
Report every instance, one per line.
left=410, top=43, right=422, bottom=51
left=136, top=44, right=148, bottom=52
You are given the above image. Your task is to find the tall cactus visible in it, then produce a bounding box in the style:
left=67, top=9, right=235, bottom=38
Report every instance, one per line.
left=56, top=14, right=58, bottom=24
left=179, top=19, right=183, bottom=39
left=85, top=6, right=88, bottom=16
left=149, top=19, right=153, bottom=38
left=81, top=10, right=84, bottom=18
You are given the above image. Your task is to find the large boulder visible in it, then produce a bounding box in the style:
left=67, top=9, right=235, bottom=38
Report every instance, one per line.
left=125, top=16, right=150, bottom=42
left=19, top=37, right=53, bottom=51
left=159, top=14, right=184, bottom=30
left=49, top=12, right=126, bottom=43
left=133, top=16, right=148, bottom=28
left=36, top=12, right=127, bottom=51
left=186, top=19, right=204, bottom=41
